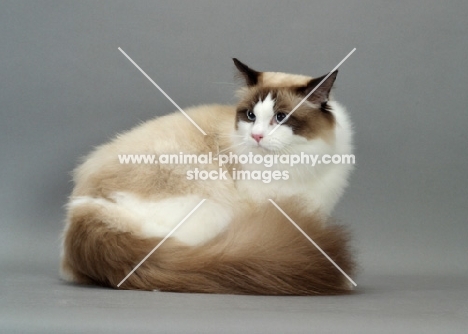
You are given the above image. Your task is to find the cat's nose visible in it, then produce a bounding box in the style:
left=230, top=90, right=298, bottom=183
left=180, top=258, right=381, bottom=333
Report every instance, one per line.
left=251, top=133, right=263, bottom=143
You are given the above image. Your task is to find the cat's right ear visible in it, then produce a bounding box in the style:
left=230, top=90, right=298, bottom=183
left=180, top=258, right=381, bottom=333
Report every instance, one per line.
left=233, top=58, right=260, bottom=86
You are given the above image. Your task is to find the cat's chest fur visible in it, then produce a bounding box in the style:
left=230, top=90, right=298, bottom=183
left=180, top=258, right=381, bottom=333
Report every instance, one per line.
left=226, top=89, right=353, bottom=216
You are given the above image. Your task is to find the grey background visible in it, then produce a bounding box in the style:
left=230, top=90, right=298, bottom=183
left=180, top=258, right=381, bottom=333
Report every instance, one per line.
left=1, top=1, right=467, bottom=333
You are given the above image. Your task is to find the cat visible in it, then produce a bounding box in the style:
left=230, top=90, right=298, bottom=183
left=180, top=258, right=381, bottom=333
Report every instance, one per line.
left=60, top=58, right=355, bottom=295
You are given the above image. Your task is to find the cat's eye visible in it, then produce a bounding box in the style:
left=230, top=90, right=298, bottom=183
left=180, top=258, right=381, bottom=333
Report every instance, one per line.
left=246, top=110, right=256, bottom=121
left=275, top=112, right=287, bottom=123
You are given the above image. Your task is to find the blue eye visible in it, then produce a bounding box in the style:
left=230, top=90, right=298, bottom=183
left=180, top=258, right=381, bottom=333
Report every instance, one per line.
left=275, top=112, right=287, bottom=123
left=246, top=110, right=256, bottom=121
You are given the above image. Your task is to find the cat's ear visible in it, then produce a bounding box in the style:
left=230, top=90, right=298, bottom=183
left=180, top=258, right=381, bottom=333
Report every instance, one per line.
left=233, top=58, right=261, bottom=86
left=297, top=71, right=338, bottom=104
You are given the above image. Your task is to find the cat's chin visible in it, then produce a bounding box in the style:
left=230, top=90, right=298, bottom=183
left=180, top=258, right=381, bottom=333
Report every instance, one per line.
left=246, top=143, right=277, bottom=154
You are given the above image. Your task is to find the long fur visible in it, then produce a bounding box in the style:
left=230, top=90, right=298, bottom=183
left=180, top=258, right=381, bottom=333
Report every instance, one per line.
left=62, top=199, right=354, bottom=295
left=60, top=61, right=356, bottom=295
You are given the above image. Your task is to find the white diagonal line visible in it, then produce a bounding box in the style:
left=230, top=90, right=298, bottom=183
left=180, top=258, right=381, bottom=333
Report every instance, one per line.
left=117, top=199, right=206, bottom=287
left=269, top=48, right=356, bottom=135
left=268, top=199, right=357, bottom=287
left=118, top=47, right=207, bottom=136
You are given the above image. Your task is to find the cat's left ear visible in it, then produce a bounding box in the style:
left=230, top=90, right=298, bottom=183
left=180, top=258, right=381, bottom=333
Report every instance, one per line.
left=297, top=71, right=338, bottom=104
left=233, top=58, right=261, bottom=86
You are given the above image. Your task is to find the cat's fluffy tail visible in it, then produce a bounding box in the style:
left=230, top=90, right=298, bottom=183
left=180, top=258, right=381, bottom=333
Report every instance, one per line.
left=61, top=199, right=355, bottom=295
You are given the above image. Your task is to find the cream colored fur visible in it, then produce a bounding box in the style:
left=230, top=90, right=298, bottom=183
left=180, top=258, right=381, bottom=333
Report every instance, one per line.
left=60, top=64, right=355, bottom=294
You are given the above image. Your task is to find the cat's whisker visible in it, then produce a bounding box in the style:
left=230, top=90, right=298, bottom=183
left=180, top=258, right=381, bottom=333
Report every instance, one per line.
left=217, top=146, right=248, bottom=166
left=224, top=145, right=249, bottom=171
left=216, top=134, right=245, bottom=138
left=217, top=141, right=246, bottom=155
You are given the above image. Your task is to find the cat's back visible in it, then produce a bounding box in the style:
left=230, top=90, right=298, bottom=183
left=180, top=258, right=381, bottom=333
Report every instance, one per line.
left=100, top=103, right=235, bottom=152
left=72, top=104, right=236, bottom=196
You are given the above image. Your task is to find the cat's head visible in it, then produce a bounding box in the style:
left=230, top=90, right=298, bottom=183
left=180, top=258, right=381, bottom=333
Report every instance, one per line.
left=232, top=58, right=338, bottom=154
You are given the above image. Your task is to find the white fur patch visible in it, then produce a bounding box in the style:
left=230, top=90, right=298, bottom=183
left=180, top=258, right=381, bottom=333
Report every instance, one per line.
left=251, top=92, right=275, bottom=136
left=69, top=193, right=232, bottom=246
left=232, top=98, right=354, bottom=216
left=236, top=91, right=300, bottom=152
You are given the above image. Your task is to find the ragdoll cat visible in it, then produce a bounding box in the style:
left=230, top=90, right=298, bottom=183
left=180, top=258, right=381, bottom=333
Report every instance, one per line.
left=60, top=59, right=355, bottom=295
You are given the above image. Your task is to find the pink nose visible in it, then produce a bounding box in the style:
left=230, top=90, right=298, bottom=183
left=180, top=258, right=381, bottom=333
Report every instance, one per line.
left=252, top=133, right=263, bottom=143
